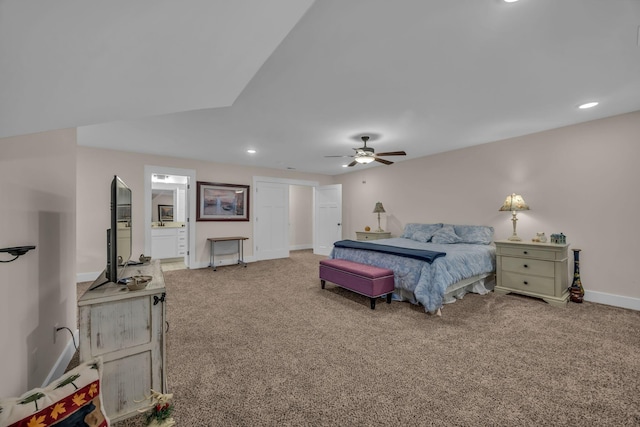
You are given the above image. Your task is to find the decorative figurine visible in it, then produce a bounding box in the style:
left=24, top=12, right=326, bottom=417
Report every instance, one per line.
left=137, top=389, right=175, bottom=427
left=532, top=232, right=547, bottom=243
left=550, top=233, right=566, bottom=244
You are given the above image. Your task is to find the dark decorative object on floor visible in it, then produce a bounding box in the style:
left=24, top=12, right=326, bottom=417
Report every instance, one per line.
left=569, top=248, right=584, bottom=303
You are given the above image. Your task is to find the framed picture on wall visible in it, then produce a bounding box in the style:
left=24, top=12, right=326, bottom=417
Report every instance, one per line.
left=196, top=182, right=250, bottom=221
left=158, top=205, right=174, bottom=222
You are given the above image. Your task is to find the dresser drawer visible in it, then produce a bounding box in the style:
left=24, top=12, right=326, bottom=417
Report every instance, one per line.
left=501, top=257, right=555, bottom=277
left=355, top=231, right=391, bottom=241
left=501, top=271, right=555, bottom=295
left=498, top=246, right=556, bottom=260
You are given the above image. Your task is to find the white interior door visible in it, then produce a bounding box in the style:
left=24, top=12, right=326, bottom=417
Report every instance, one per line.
left=254, top=181, right=290, bottom=261
left=313, top=184, right=342, bottom=256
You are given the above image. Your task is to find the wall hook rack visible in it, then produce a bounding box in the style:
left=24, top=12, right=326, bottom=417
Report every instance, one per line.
left=0, top=246, right=36, bottom=263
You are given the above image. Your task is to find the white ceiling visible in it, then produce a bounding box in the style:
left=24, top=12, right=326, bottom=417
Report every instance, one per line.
left=3, top=1, right=640, bottom=176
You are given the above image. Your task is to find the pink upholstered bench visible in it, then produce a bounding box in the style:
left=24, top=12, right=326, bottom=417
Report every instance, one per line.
left=319, top=258, right=394, bottom=309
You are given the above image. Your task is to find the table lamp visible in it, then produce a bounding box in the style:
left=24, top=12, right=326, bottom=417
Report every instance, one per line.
left=373, top=202, right=386, bottom=232
left=499, top=193, right=529, bottom=241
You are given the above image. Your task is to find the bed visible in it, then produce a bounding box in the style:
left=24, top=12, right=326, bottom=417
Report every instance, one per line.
left=329, top=223, right=496, bottom=314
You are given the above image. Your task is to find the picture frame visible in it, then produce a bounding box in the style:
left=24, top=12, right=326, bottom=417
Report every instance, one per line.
left=196, top=181, right=250, bottom=221
left=158, top=205, right=174, bottom=222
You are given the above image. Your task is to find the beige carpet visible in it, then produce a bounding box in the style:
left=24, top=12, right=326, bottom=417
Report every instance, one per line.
left=77, top=250, right=640, bottom=426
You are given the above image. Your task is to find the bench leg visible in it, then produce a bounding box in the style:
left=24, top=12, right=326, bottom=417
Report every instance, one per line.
left=386, top=293, right=392, bottom=304
left=370, top=297, right=376, bottom=310
left=321, top=279, right=325, bottom=289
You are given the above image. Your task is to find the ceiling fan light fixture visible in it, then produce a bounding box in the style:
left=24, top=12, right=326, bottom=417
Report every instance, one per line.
left=355, top=155, right=375, bottom=164
left=326, top=135, right=405, bottom=167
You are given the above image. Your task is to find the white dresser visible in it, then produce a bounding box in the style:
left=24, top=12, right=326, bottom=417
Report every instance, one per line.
left=494, top=240, right=569, bottom=307
left=79, top=260, right=167, bottom=423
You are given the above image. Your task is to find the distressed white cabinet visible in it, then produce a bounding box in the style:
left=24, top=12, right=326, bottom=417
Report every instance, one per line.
left=79, top=261, right=166, bottom=423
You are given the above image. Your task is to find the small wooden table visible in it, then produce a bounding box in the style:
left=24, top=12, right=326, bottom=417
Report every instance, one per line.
left=207, top=236, right=248, bottom=271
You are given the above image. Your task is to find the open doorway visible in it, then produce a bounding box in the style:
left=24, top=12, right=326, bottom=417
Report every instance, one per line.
left=144, top=166, right=196, bottom=270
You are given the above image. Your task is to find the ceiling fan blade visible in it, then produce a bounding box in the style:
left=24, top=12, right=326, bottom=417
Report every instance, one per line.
left=324, top=155, right=354, bottom=158
left=376, top=151, right=406, bottom=156
left=375, top=157, right=394, bottom=165
left=348, top=160, right=358, bottom=167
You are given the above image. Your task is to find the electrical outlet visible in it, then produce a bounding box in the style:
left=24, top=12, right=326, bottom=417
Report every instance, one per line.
left=53, top=323, right=59, bottom=344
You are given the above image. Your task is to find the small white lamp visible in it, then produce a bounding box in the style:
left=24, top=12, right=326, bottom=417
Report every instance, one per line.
left=373, top=202, right=386, bottom=232
left=499, top=193, right=529, bottom=241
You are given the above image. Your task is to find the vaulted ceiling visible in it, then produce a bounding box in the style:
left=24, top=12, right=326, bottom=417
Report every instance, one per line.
left=2, top=1, right=640, bottom=175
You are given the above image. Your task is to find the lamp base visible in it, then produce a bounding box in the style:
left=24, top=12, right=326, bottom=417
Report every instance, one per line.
left=508, top=212, right=521, bottom=241
left=376, top=228, right=385, bottom=232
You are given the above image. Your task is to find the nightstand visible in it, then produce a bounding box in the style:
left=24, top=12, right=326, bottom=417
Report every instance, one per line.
left=494, top=240, right=569, bottom=307
left=355, top=231, right=391, bottom=241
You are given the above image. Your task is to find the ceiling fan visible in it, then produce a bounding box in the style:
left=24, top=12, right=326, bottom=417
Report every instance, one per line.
left=325, top=136, right=407, bottom=167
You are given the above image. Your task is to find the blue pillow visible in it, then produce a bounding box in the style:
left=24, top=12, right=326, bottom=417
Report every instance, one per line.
left=431, top=225, right=463, bottom=244
left=411, top=230, right=432, bottom=243
left=401, top=223, right=443, bottom=241
left=452, top=224, right=494, bottom=245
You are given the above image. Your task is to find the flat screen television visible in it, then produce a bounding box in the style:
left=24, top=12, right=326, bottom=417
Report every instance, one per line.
left=90, top=175, right=132, bottom=289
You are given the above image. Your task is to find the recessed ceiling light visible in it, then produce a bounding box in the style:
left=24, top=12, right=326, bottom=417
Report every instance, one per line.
left=504, top=0, right=519, bottom=3
left=578, top=102, right=599, bottom=109
left=247, top=149, right=256, bottom=154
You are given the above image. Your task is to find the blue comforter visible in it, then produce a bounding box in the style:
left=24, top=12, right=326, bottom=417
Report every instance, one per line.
left=329, top=237, right=495, bottom=313
left=333, top=239, right=446, bottom=263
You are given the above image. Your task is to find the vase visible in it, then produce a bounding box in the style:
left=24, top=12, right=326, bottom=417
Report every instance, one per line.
left=569, top=248, right=584, bottom=303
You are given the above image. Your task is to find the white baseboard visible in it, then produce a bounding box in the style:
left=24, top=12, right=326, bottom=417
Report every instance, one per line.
left=191, top=255, right=256, bottom=270
left=43, top=329, right=79, bottom=387
left=585, top=290, right=640, bottom=311
left=77, top=248, right=314, bottom=280
left=290, top=244, right=313, bottom=251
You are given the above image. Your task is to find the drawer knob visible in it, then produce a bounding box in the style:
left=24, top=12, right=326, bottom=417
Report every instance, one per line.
left=523, top=281, right=529, bottom=285
left=523, top=251, right=528, bottom=254
left=523, top=264, right=528, bottom=268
